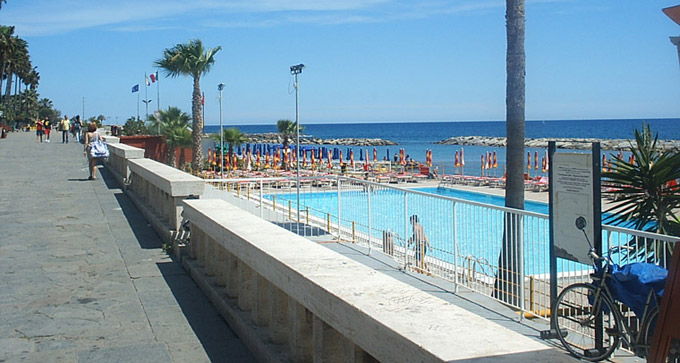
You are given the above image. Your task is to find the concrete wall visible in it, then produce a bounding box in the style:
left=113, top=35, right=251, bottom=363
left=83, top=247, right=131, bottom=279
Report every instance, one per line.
left=182, top=199, right=565, bottom=363
left=107, top=142, right=144, bottom=187
left=124, top=158, right=204, bottom=245
left=104, top=150, right=568, bottom=363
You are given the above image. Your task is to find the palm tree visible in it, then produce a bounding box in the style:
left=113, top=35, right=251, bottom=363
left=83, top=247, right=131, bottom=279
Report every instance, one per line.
left=220, top=127, right=247, bottom=159
left=494, top=0, right=526, bottom=306
left=154, top=39, right=221, bottom=172
left=277, top=119, right=303, bottom=170
left=158, top=107, right=192, bottom=168
left=603, top=123, right=680, bottom=257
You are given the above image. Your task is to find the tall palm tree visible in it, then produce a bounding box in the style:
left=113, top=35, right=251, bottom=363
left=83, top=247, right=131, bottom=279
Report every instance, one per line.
left=154, top=39, right=221, bottom=172
left=603, top=123, right=680, bottom=250
left=494, top=0, right=526, bottom=305
left=158, top=106, right=192, bottom=168
left=220, top=127, right=247, bottom=159
left=277, top=119, right=302, bottom=170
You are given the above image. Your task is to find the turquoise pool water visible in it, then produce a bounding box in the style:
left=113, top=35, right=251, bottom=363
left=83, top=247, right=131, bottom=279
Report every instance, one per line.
left=270, top=186, right=555, bottom=275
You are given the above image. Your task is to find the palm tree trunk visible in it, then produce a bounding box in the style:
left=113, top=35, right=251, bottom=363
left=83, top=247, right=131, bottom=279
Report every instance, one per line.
left=494, top=0, right=526, bottom=306
left=191, top=75, right=203, bottom=172
left=168, top=145, right=177, bottom=168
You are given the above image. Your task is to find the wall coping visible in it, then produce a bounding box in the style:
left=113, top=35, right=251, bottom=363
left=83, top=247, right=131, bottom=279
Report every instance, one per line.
left=128, top=158, right=204, bottom=197
left=183, top=199, right=563, bottom=362
left=108, top=142, right=145, bottom=159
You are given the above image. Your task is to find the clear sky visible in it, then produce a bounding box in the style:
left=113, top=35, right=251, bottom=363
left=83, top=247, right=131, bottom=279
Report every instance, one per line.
left=3, top=0, right=680, bottom=125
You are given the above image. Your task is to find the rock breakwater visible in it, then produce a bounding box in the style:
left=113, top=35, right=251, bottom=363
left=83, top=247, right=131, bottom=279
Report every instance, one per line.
left=242, top=132, right=397, bottom=146
left=436, top=136, right=680, bottom=152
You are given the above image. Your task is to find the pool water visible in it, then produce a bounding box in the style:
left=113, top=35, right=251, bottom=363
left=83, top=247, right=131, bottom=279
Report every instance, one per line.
left=270, top=186, right=558, bottom=276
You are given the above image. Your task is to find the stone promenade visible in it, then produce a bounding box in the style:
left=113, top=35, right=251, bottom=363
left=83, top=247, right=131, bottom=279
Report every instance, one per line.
left=0, top=132, right=255, bottom=362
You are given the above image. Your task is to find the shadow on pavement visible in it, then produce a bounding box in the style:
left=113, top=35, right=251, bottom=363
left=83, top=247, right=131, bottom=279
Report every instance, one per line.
left=157, top=262, right=257, bottom=363
left=113, top=192, right=163, bottom=249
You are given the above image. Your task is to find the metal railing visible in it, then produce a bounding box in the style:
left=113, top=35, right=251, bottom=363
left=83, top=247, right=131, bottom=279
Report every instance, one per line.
left=201, top=174, right=678, bottom=327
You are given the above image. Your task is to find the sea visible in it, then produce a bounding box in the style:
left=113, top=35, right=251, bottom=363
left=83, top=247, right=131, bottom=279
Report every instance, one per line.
left=203, top=118, right=680, bottom=176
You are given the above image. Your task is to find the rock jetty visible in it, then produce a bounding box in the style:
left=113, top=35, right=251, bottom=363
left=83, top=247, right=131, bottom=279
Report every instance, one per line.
left=243, top=132, right=397, bottom=146
left=436, top=136, right=680, bottom=152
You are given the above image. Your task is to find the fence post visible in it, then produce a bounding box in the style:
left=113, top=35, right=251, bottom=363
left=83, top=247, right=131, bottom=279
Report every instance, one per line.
left=404, top=193, right=409, bottom=270
left=259, top=179, right=263, bottom=219
left=452, top=201, right=458, bottom=293
left=288, top=200, right=292, bottom=221
left=367, top=188, right=372, bottom=255
left=518, top=213, right=525, bottom=321
left=337, top=177, right=342, bottom=240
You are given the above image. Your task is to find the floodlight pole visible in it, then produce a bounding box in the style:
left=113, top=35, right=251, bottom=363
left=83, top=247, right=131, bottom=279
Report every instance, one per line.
left=290, top=64, right=305, bottom=224
left=218, top=83, right=225, bottom=177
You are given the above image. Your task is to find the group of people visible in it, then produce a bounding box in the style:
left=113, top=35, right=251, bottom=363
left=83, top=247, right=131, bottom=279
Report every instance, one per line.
left=34, top=115, right=83, bottom=144
left=33, top=115, right=104, bottom=180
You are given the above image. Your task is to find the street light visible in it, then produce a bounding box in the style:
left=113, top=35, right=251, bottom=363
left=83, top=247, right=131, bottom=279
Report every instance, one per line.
left=218, top=83, right=225, bottom=177
left=290, top=63, right=305, bottom=224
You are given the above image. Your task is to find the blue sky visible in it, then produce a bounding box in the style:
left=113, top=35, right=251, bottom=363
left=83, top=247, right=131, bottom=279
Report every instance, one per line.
left=3, top=0, right=680, bottom=125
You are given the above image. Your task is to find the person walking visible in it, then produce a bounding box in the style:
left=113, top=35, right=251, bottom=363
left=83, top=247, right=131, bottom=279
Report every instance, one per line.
left=60, top=115, right=70, bottom=144
left=73, top=116, right=82, bottom=143
left=408, top=215, right=430, bottom=273
left=83, top=122, right=101, bottom=180
left=43, top=117, right=51, bottom=143
left=35, top=119, right=44, bottom=143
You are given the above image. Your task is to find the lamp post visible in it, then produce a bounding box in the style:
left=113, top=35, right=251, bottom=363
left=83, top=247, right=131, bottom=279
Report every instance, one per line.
left=142, top=99, right=152, bottom=120
left=290, top=63, right=305, bottom=224
left=218, top=83, right=225, bottom=177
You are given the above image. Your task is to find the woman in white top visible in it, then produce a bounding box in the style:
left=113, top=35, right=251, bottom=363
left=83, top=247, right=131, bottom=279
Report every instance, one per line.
left=83, top=122, right=99, bottom=180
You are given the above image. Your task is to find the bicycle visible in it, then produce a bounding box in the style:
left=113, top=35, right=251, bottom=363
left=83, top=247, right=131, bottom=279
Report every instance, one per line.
left=551, top=216, right=673, bottom=362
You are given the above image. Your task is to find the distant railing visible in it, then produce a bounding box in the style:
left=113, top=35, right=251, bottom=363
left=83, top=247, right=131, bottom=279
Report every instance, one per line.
left=202, top=174, right=678, bottom=325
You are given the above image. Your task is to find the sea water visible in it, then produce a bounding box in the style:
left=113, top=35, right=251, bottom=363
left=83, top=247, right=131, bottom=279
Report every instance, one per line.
left=204, top=118, right=679, bottom=176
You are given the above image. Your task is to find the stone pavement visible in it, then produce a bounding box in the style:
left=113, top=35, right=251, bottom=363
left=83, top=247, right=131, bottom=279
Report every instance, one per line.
left=0, top=132, right=255, bottom=362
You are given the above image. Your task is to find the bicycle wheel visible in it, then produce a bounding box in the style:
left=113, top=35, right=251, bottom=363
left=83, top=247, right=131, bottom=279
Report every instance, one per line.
left=552, top=283, right=620, bottom=361
left=639, top=307, right=658, bottom=358
left=641, top=308, right=680, bottom=362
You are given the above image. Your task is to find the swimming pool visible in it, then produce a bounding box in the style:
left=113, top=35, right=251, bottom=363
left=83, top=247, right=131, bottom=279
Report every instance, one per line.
left=268, top=186, right=558, bottom=276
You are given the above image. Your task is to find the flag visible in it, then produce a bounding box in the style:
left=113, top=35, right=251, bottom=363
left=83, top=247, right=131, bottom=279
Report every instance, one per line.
left=150, top=73, right=156, bottom=83
left=131, top=84, right=139, bottom=93
left=145, top=76, right=150, bottom=86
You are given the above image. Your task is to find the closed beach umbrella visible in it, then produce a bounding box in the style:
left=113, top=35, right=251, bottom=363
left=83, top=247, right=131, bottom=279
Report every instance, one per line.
left=302, top=150, right=307, bottom=167
left=602, top=154, right=607, bottom=172
left=365, top=149, right=370, bottom=167
left=461, top=148, right=465, bottom=167
left=373, top=148, right=377, bottom=162
left=208, top=148, right=213, bottom=167
left=541, top=157, right=546, bottom=173
left=327, top=150, right=333, bottom=169
left=350, top=150, right=355, bottom=168
left=493, top=151, right=498, bottom=169
left=534, top=151, right=539, bottom=170
left=339, top=150, right=343, bottom=165
left=311, top=150, right=316, bottom=169
left=359, top=149, right=363, bottom=161
left=265, top=152, right=270, bottom=168
left=527, top=152, right=531, bottom=171
left=256, top=150, right=261, bottom=168
left=454, top=151, right=460, bottom=167
left=386, top=148, right=390, bottom=161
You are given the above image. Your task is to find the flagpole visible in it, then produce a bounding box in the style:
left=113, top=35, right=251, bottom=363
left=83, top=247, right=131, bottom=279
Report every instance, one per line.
left=156, top=71, right=160, bottom=112
left=137, top=91, right=140, bottom=121
left=144, top=73, right=149, bottom=120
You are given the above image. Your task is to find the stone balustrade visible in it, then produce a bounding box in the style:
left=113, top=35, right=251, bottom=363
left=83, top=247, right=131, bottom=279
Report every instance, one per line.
left=126, top=158, right=204, bottom=245
left=106, top=142, right=144, bottom=187
left=182, top=199, right=565, bottom=363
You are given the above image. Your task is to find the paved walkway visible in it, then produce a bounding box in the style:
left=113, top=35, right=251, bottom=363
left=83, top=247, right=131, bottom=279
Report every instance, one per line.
left=0, top=132, right=255, bottom=362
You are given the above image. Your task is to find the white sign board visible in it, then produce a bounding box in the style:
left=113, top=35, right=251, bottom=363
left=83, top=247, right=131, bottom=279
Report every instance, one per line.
left=552, top=152, right=595, bottom=264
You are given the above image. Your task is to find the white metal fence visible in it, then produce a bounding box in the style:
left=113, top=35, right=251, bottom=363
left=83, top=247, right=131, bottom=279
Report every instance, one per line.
left=200, top=175, right=678, bottom=325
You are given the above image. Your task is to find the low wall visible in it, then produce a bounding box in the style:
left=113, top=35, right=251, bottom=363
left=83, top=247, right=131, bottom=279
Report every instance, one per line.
left=106, top=142, right=144, bottom=188
left=182, top=199, right=566, bottom=363
left=126, top=158, right=204, bottom=245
